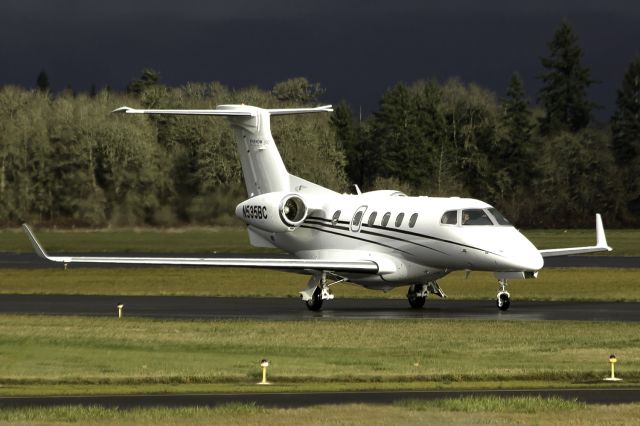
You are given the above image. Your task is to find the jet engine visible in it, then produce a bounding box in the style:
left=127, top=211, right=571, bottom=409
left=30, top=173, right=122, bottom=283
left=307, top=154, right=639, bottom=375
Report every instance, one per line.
left=235, top=192, right=309, bottom=232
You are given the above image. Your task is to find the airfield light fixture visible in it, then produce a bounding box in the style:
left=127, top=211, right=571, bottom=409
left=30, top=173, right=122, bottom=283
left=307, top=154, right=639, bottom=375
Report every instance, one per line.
left=258, top=359, right=271, bottom=385
left=117, top=304, right=124, bottom=319
left=604, top=354, right=622, bottom=381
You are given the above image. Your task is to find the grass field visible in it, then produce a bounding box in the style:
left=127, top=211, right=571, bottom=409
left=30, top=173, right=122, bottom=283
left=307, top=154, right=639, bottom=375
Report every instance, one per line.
left=1, top=398, right=639, bottom=425
left=0, top=315, right=638, bottom=397
left=0, top=267, right=638, bottom=301
left=0, top=226, right=637, bottom=255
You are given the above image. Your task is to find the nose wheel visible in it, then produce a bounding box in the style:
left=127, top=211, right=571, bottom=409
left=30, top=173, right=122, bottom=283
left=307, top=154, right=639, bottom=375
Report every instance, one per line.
left=306, top=286, right=324, bottom=311
left=496, top=279, right=511, bottom=311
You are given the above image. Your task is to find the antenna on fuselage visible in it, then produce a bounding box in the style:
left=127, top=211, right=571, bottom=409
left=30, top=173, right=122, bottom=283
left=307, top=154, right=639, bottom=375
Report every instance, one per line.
left=354, top=184, right=362, bottom=195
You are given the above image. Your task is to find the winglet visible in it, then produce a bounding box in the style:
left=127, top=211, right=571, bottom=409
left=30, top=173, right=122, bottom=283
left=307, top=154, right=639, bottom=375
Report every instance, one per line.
left=111, top=106, right=133, bottom=114
left=595, top=213, right=612, bottom=251
left=22, top=224, right=49, bottom=260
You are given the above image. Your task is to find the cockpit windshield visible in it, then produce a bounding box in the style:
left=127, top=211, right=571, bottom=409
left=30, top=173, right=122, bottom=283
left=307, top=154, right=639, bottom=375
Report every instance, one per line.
left=487, top=207, right=511, bottom=225
left=461, top=209, right=493, bottom=225
left=440, top=207, right=512, bottom=226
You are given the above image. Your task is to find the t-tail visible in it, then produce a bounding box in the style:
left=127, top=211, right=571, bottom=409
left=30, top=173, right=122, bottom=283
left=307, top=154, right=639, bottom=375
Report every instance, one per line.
left=112, top=104, right=333, bottom=196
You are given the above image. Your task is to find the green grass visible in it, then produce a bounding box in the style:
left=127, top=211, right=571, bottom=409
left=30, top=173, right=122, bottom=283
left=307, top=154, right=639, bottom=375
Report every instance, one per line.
left=523, top=228, right=636, bottom=255
left=396, top=395, right=585, bottom=413
left=1, top=400, right=639, bottom=425
left=0, top=315, right=638, bottom=397
left=0, top=267, right=638, bottom=301
left=0, top=226, right=637, bottom=254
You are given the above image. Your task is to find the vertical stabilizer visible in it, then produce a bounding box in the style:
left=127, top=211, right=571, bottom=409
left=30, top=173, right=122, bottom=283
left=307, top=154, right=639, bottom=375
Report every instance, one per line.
left=220, top=105, right=289, bottom=196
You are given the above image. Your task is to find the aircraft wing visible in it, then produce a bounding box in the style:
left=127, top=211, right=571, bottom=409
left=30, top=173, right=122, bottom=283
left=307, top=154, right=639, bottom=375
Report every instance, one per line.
left=21, top=224, right=379, bottom=274
left=538, top=214, right=613, bottom=258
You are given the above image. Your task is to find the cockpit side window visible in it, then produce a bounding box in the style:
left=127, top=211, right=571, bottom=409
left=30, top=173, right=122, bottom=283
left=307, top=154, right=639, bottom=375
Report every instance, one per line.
left=462, top=209, right=493, bottom=225
left=487, top=207, right=511, bottom=226
left=381, top=212, right=391, bottom=227
left=440, top=210, right=458, bottom=225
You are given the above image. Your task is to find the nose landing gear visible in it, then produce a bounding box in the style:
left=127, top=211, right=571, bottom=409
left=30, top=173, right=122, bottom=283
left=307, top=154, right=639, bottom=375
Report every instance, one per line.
left=496, top=279, right=511, bottom=311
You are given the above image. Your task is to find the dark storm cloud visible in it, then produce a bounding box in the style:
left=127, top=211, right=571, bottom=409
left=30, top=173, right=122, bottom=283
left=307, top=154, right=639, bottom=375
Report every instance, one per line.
left=1, top=0, right=639, bottom=117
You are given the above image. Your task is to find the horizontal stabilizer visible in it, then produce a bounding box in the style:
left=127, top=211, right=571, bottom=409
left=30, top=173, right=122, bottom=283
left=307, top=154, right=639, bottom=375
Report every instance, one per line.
left=112, top=106, right=255, bottom=116
left=111, top=104, right=333, bottom=117
left=539, top=214, right=613, bottom=258
left=22, top=224, right=378, bottom=274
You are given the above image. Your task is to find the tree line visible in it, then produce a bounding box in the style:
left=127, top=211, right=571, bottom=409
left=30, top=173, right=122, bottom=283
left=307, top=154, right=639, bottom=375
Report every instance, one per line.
left=1, top=21, right=639, bottom=228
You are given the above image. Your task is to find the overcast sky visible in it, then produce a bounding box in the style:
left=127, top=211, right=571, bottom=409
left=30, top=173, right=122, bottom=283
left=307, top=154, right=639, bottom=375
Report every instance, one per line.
left=1, top=0, right=638, bottom=119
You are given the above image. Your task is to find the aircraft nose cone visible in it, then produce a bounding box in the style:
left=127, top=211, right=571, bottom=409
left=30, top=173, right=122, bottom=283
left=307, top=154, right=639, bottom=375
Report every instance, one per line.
left=521, top=249, right=544, bottom=271
left=501, top=240, right=544, bottom=272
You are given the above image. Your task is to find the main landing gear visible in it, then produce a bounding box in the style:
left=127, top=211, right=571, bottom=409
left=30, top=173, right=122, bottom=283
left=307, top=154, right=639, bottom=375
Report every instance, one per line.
left=299, top=272, right=346, bottom=311
left=406, top=282, right=447, bottom=309
left=496, top=279, right=511, bottom=311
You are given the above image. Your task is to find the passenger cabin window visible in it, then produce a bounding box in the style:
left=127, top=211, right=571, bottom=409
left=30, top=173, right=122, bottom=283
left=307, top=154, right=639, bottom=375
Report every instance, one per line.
left=332, top=210, right=341, bottom=226
left=409, top=213, right=418, bottom=228
left=487, top=207, right=511, bottom=226
left=462, top=209, right=493, bottom=226
left=395, top=213, right=404, bottom=227
left=381, top=212, right=391, bottom=227
left=352, top=211, right=364, bottom=227
left=367, top=212, right=377, bottom=226
left=440, top=210, right=457, bottom=225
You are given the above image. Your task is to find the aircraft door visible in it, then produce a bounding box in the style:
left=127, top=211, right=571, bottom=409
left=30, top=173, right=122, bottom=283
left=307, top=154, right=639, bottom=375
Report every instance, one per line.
left=350, top=206, right=368, bottom=232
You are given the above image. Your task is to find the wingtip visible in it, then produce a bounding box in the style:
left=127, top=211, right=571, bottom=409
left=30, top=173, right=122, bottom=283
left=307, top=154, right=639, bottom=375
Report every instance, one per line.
left=111, top=106, right=132, bottom=114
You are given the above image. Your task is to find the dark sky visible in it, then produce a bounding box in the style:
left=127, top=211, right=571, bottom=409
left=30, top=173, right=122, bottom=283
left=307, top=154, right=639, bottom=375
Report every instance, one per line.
left=1, top=0, right=639, bottom=119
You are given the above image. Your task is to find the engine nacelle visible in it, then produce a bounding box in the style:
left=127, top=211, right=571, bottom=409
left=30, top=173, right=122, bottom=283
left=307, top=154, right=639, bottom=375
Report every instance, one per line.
left=235, top=192, right=308, bottom=232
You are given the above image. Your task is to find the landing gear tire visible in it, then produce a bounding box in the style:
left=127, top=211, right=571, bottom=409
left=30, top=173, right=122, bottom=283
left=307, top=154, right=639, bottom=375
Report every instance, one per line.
left=497, top=292, right=510, bottom=311
left=305, top=287, right=323, bottom=311
left=407, top=285, right=426, bottom=309
left=408, top=294, right=426, bottom=309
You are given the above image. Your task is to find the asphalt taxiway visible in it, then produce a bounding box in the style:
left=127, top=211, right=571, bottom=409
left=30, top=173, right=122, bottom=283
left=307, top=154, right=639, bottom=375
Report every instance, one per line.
left=1, top=294, right=639, bottom=321
left=1, top=388, right=640, bottom=408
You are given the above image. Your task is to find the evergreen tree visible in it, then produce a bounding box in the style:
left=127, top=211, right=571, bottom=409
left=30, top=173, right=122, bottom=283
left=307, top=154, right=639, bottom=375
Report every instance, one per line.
left=372, top=83, right=428, bottom=189
left=330, top=101, right=360, bottom=186
left=611, top=57, right=640, bottom=216
left=414, top=81, right=447, bottom=193
left=500, top=73, right=534, bottom=183
left=36, top=69, right=49, bottom=92
left=493, top=73, right=535, bottom=221
left=126, top=68, right=161, bottom=95
left=538, top=20, right=596, bottom=135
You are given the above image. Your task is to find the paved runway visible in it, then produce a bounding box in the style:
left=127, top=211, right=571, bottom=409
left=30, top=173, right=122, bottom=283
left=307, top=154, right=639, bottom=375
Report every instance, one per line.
left=1, top=388, right=640, bottom=408
left=1, top=294, right=639, bottom=321
left=1, top=252, right=639, bottom=269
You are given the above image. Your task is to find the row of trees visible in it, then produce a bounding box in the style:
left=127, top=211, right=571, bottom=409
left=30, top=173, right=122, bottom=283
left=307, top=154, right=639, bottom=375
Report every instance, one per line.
left=0, top=79, right=346, bottom=226
left=333, top=21, right=638, bottom=227
left=1, top=21, right=638, bottom=227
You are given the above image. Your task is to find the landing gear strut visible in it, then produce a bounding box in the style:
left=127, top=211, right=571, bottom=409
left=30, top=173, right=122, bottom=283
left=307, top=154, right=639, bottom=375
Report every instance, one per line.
left=407, top=281, right=447, bottom=309
left=496, top=279, right=511, bottom=311
left=299, top=272, right=345, bottom=311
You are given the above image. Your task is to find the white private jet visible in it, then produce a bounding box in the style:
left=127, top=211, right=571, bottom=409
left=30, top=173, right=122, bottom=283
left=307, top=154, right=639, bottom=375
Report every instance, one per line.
left=22, top=104, right=612, bottom=311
